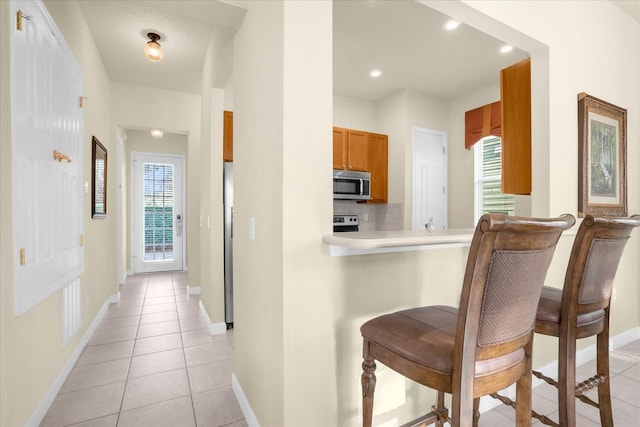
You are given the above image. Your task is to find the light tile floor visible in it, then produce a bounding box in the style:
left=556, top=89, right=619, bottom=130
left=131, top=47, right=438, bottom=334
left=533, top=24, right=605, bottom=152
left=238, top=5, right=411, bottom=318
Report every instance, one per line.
left=42, top=272, right=246, bottom=427
left=41, top=271, right=640, bottom=426
left=478, top=339, right=640, bottom=426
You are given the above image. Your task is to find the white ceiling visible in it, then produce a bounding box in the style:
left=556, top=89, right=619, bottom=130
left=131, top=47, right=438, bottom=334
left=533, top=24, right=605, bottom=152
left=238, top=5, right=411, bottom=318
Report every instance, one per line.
left=333, top=0, right=528, bottom=101
left=77, top=1, right=639, bottom=102
left=77, top=0, right=245, bottom=95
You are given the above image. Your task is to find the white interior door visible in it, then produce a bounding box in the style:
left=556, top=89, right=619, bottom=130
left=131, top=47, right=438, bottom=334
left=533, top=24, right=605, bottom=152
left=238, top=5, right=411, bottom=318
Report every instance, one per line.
left=131, top=152, right=184, bottom=273
left=412, top=127, right=448, bottom=230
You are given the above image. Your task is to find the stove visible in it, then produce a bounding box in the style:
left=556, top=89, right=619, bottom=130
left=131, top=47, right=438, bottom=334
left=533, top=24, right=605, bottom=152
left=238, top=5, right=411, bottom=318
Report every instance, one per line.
left=333, top=214, right=359, bottom=232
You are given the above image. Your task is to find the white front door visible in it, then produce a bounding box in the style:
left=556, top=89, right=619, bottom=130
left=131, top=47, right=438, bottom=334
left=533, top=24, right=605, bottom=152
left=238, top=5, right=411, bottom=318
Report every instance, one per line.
left=131, top=152, right=185, bottom=273
left=412, top=127, right=448, bottom=230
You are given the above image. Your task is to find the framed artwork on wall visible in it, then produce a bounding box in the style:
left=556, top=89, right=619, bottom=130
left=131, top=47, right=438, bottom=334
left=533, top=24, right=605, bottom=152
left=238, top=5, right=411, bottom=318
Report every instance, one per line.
left=578, top=93, right=627, bottom=217
left=92, top=136, right=107, bottom=218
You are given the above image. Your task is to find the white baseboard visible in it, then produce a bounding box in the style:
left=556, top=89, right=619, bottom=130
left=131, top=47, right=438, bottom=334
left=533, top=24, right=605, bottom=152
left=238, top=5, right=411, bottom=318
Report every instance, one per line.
left=479, top=326, right=640, bottom=414
left=609, top=326, right=640, bottom=350
left=111, top=291, right=121, bottom=304
left=187, top=285, right=201, bottom=295
left=120, top=271, right=128, bottom=284
left=27, top=293, right=117, bottom=427
left=232, top=374, right=260, bottom=427
left=198, top=300, right=227, bottom=336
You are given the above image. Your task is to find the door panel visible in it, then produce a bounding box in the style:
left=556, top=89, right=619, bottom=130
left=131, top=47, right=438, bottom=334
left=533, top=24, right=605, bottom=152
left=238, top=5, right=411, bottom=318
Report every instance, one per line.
left=412, top=127, right=447, bottom=230
left=132, top=153, right=184, bottom=273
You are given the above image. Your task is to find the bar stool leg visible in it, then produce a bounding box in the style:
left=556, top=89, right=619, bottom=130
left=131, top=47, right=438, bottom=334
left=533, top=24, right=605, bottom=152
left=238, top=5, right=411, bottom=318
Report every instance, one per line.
left=472, top=397, right=480, bottom=427
left=596, top=312, right=614, bottom=427
left=434, top=391, right=447, bottom=427
left=362, top=356, right=377, bottom=427
left=558, top=329, right=578, bottom=427
left=515, top=340, right=533, bottom=427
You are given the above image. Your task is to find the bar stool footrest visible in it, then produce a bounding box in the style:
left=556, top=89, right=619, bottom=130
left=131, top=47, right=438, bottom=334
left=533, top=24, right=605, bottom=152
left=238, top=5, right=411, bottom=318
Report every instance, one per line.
left=398, top=406, right=450, bottom=427
left=532, top=369, right=558, bottom=387
left=489, top=392, right=559, bottom=427
left=575, top=374, right=607, bottom=397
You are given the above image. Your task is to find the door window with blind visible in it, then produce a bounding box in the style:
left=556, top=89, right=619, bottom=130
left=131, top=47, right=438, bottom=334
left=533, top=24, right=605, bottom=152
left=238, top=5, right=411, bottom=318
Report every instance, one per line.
left=144, top=163, right=174, bottom=261
left=474, top=137, right=514, bottom=223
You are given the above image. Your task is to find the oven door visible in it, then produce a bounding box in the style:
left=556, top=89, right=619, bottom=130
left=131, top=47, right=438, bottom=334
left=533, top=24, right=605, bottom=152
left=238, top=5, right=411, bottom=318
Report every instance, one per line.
left=333, top=224, right=359, bottom=232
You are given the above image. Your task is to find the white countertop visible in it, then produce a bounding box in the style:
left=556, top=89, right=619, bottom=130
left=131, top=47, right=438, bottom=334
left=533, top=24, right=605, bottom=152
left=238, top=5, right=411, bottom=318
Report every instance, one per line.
left=323, top=228, right=475, bottom=256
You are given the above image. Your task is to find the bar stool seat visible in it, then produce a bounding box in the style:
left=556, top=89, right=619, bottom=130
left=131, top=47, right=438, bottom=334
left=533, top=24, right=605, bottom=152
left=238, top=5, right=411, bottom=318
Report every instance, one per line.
left=535, top=287, right=605, bottom=336
left=361, top=305, right=526, bottom=386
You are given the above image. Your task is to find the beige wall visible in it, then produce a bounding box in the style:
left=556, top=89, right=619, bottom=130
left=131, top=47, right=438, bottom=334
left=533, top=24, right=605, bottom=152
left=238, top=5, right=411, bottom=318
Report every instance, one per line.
left=110, top=83, right=202, bottom=286
left=334, top=94, right=378, bottom=131
left=234, top=1, right=640, bottom=426
left=233, top=0, right=336, bottom=425
left=199, top=24, right=229, bottom=326
left=2, top=1, right=639, bottom=426
left=0, top=1, right=116, bottom=425
left=233, top=2, right=286, bottom=425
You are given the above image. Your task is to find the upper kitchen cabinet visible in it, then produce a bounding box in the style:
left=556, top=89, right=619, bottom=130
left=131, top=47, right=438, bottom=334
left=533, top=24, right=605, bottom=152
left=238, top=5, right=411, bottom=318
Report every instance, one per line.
left=333, top=127, right=369, bottom=171
left=500, top=58, right=531, bottom=195
left=366, top=133, right=388, bottom=203
left=223, top=110, right=233, bottom=162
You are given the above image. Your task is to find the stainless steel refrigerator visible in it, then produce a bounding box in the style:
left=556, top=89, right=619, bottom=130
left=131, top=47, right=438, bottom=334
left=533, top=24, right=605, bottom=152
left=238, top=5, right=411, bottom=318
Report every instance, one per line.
left=223, top=162, right=234, bottom=328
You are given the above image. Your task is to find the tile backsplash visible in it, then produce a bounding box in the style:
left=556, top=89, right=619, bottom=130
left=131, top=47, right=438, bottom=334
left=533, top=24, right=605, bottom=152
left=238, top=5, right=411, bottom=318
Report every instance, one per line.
left=334, top=201, right=404, bottom=231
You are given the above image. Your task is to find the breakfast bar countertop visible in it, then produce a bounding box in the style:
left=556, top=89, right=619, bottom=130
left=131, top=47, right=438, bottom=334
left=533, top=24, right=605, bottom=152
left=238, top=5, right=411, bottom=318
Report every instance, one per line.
left=323, top=228, right=476, bottom=256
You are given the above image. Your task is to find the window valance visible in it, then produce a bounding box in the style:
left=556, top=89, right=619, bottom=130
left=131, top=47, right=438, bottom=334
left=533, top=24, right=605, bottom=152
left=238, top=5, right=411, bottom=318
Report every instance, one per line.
left=465, top=101, right=501, bottom=149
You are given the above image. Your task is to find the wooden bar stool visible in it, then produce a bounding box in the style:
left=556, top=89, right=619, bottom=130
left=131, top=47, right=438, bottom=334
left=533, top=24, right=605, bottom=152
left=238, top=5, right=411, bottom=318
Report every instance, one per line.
left=360, top=213, right=575, bottom=427
left=533, top=215, right=640, bottom=427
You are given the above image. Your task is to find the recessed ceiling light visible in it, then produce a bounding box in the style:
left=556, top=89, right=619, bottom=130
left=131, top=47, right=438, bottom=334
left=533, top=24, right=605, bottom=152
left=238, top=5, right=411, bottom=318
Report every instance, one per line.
left=370, top=69, right=382, bottom=78
left=500, top=45, right=514, bottom=54
left=444, top=20, right=460, bottom=30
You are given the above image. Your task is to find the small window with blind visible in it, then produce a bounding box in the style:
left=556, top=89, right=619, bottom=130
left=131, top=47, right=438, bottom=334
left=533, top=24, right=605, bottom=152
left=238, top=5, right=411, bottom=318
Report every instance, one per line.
left=474, top=136, right=514, bottom=223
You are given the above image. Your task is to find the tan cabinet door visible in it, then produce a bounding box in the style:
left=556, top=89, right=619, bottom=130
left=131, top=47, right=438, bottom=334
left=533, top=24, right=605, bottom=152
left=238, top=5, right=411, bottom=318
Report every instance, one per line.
left=346, top=130, right=369, bottom=171
left=368, top=133, right=388, bottom=203
left=333, top=127, right=347, bottom=169
left=500, top=58, right=531, bottom=195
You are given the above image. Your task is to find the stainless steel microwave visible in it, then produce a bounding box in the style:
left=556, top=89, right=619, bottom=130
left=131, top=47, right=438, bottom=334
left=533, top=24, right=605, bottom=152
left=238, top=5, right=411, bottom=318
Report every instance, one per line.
left=333, top=170, right=371, bottom=200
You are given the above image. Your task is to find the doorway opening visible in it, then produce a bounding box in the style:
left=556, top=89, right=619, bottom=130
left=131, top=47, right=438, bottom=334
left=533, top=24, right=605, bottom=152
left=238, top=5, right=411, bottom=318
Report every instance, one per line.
left=131, top=152, right=185, bottom=273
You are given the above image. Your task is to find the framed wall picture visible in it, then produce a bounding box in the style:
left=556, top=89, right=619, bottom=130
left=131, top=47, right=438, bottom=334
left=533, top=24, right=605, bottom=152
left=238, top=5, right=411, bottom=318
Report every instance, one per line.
left=578, top=93, right=627, bottom=217
left=91, top=136, right=107, bottom=218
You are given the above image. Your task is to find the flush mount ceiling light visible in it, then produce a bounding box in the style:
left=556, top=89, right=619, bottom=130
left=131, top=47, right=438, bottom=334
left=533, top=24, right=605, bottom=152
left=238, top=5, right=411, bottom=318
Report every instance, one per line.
left=144, top=32, right=164, bottom=62
left=370, top=69, right=382, bottom=78
left=150, top=129, right=164, bottom=138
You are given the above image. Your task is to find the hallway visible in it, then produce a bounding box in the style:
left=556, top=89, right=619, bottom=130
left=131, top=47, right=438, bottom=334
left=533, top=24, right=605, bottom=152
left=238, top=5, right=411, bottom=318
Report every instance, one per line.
left=41, top=272, right=246, bottom=427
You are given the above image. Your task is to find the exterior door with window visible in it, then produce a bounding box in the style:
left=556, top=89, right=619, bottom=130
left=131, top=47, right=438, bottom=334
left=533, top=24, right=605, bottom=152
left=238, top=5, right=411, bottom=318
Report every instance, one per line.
left=131, top=152, right=184, bottom=273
